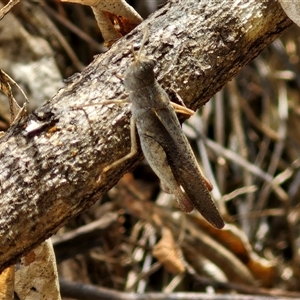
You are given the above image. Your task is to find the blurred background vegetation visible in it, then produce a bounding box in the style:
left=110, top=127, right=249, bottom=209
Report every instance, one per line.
left=1, top=0, right=300, bottom=299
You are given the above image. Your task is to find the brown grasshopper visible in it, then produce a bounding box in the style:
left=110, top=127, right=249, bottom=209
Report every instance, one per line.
left=101, top=30, right=224, bottom=229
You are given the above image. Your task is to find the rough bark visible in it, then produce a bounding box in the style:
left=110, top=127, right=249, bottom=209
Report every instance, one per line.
left=0, top=0, right=292, bottom=271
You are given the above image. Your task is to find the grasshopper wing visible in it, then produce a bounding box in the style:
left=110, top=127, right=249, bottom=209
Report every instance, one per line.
left=139, top=132, right=194, bottom=213
left=153, top=99, right=224, bottom=229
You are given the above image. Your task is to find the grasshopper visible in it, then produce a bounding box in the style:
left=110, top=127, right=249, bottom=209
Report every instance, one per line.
left=101, top=30, right=224, bottom=229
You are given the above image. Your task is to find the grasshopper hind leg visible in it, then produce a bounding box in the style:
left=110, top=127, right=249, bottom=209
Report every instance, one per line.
left=140, top=135, right=194, bottom=213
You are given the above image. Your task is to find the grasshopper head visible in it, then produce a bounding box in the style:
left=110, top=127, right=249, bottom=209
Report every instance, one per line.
left=124, top=56, right=156, bottom=91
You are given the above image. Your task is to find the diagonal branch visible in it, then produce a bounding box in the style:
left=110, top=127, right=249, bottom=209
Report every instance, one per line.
left=0, top=0, right=292, bottom=271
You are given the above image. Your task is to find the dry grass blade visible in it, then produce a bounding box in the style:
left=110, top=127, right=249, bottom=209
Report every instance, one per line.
left=0, top=0, right=19, bottom=20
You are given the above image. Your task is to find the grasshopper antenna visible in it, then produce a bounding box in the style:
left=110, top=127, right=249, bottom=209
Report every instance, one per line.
left=131, top=27, right=149, bottom=63
left=137, top=27, right=149, bottom=58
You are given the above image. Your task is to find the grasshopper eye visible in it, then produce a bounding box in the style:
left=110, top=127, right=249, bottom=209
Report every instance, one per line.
left=139, top=58, right=155, bottom=73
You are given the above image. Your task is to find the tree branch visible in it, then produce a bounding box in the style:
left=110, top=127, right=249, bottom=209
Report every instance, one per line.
left=0, top=0, right=292, bottom=271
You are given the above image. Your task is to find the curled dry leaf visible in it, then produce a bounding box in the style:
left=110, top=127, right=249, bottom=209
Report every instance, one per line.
left=279, top=0, right=300, bottom=27
left=247, top=252, right=276, bottom=287
left=215, top=225, right=275, bottom=286
left=152, top=227, right=185, bottom=274
left=193, top=219, right=276, bottom=286
left=61, top=0, right=143, bottom=45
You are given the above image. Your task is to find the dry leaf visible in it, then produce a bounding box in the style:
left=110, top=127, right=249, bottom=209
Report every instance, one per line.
left=0, top=266, right=14, bottom=300
left=247, top=252, right=276, bottom=287
left=152, top=228, right=185, bottom=274
left=0, top=70, right=27, bottom=124
left=61, top=0, right=142, bottom=45
left=15, top=239, right=61, bottom=300
left=279, top=0, right=300, bottom=27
